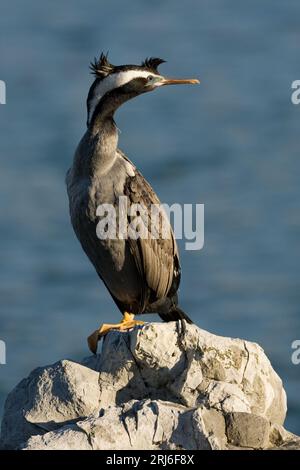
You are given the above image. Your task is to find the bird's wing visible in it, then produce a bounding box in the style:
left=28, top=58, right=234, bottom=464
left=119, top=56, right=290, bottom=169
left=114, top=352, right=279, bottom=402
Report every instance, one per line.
left=123, top=169, right=180, bottom=306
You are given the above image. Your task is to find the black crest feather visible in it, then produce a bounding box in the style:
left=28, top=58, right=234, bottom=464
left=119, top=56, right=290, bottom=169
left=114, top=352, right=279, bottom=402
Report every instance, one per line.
left=90, top=52, right=115, bottom=78
left=141, top=57, right=166, bottom=73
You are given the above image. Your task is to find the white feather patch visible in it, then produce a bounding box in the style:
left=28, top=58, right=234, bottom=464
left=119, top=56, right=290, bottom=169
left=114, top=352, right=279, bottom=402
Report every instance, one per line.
left=88, top=70, right=159, bottom=125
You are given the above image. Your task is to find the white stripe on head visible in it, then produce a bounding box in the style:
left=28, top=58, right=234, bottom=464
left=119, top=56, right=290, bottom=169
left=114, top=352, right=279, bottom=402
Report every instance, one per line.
left=87, top=70, right=160, bottom=125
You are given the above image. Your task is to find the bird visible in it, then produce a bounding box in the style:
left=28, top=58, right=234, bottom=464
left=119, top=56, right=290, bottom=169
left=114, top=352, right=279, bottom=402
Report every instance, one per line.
left=66, top=53, right=199, bottom=353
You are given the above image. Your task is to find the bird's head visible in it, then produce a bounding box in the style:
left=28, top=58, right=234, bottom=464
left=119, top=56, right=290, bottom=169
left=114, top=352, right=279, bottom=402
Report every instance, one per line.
left=86, top=53, right=199, bottom=127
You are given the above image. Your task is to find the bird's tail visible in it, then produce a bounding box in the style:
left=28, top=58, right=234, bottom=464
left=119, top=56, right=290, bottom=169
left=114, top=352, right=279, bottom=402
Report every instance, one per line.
left=159, top=306, right=193, bottom=324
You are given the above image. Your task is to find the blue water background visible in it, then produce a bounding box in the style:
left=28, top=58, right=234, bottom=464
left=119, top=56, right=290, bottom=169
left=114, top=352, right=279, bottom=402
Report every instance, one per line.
left=0, top=0, right=299, bottom=433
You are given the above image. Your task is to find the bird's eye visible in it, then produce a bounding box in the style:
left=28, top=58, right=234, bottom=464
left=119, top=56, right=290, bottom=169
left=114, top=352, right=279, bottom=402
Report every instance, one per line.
left=147, top=75, right=154, bottom=81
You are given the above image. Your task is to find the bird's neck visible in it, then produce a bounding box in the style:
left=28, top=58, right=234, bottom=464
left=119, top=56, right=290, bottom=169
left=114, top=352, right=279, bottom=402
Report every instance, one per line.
left=91, top=116, right=119, bottom=173
left=89, top=103, right=120, bottom=175
left=87, top=91, right=133, bottom=174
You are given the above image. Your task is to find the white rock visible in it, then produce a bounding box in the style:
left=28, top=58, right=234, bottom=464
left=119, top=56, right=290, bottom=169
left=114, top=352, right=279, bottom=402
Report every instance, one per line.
left=0, top=322, right=297, bottom=450
left=0, top=359, right=100, bottom=449
left=23, top=425, right=92, bottom=450
left=21, top=400, right=226, bottom=450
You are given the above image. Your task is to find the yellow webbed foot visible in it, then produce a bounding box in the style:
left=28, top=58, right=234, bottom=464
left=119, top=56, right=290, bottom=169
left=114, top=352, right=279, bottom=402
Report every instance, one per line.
left=87, top=312, right=145, bottom=354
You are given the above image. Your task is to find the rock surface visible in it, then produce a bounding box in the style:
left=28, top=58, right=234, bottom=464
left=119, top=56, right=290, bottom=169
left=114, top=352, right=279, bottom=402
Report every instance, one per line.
left=0, top=322, right=299, bottom=450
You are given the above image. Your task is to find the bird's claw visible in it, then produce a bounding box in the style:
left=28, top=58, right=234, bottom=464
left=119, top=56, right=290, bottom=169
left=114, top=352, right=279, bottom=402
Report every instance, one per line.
left=87, top=330, right=100, bottom=355
left=176, top=318, right=187, bottom=347
left=87, top=313, right=145, bottom=354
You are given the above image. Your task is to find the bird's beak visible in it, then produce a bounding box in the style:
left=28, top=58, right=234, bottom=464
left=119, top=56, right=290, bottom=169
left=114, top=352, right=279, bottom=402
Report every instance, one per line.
left=160, top=78, right=200, bottom=86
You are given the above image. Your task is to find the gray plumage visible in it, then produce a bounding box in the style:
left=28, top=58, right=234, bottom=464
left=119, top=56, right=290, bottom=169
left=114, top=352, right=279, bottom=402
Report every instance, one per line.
left=66, top=54, right=197, bottom=324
